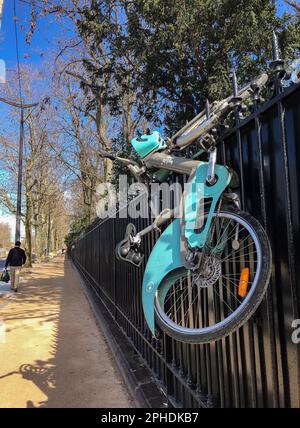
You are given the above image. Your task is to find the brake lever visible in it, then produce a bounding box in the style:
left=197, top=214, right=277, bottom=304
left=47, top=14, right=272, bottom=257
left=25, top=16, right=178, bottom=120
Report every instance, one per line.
left=127, top=164, right=146, bottom=182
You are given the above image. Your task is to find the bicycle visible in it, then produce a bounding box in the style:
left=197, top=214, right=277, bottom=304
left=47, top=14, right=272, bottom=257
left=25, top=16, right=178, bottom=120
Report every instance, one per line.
left=100, top=72, right=272, bottom=344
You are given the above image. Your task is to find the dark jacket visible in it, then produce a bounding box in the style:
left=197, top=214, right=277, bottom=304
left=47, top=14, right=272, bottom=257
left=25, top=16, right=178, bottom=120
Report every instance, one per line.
left=5, top=247, right=27, bottom=268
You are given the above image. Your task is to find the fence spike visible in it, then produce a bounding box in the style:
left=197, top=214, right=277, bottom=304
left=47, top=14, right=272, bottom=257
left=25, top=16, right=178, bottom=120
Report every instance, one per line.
left=231, top=68, right=239, bottom=98
left=205, top=99, right=210, bottom=119
left=272, top=30, right=280, bottom=61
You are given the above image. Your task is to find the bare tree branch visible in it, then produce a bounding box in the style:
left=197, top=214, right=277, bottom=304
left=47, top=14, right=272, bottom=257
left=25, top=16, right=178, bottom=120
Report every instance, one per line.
left=285, top=0, right=300, bottom=14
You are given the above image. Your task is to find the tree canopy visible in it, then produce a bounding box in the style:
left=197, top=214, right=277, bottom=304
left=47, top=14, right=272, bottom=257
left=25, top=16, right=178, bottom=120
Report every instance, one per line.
left=69, top=0, right=300, bottom=132
left=2, top=0, right=299, bottom=240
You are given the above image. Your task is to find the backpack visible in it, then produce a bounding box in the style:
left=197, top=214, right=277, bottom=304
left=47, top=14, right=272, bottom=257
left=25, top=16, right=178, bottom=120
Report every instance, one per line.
left=10, top=248, right=23, bottom=266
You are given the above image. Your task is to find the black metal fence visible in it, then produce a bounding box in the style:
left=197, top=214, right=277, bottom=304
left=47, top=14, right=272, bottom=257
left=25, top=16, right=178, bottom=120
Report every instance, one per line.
left=71, top=43, right=300, bottom=408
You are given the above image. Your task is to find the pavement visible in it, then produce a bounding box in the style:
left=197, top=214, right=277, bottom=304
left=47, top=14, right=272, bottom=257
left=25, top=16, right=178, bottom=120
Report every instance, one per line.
left=0, top=256, right=133, bottom=408
left=0, top=257, right=11, bottom=299
left=0, top=283, right=11, bottom=298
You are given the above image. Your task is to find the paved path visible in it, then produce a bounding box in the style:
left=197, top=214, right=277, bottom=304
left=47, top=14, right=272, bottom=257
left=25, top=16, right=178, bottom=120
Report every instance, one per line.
left=0, top=256, right=133, bottom=408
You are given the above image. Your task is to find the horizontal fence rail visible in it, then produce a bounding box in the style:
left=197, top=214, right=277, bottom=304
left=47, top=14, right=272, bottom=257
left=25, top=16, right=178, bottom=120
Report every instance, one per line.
left=71, top=82, right=300, bottom=408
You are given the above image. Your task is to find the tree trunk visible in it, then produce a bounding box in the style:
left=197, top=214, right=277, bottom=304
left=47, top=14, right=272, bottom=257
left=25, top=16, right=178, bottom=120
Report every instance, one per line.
left=25, top=213, right=32, bottom=267
left=34, top=223, right=41, bottom=262
left=24, top=167, right=33, bottom=268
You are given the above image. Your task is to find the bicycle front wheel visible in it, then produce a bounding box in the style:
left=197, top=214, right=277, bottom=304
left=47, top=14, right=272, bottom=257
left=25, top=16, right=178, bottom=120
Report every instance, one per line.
left=154, top=209, right=272, bottom=343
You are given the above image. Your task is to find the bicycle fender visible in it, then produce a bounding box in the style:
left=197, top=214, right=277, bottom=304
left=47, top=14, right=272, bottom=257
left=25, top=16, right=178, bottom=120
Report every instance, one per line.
left=142, top=164, right=231, bottom=335
left=142, top=218, right=183, bottom=335
left=183, top=163, right=232, bottom=248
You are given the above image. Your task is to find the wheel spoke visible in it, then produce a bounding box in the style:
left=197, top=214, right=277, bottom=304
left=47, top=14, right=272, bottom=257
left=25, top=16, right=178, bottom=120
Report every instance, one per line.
left=213, top=287, right=235, bottom=314
left=220, top=237, right=255, bottom=262
left=156, top=211, right=265, bottom=338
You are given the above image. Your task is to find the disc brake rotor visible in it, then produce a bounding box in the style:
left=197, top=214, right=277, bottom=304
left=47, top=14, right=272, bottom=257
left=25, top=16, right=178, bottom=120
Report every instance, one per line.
left=192, top=255, right=222, bottom=288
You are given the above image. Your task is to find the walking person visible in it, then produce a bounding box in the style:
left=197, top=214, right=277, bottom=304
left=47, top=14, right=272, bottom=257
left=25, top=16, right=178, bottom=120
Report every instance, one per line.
left=5, top=241, right=27, bottom=292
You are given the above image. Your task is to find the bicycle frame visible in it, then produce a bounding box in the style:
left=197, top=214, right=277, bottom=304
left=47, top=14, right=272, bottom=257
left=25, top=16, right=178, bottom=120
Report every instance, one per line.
left=137, top=150, right=232, bottom=334
left=112, top=71, right=270, bottom=337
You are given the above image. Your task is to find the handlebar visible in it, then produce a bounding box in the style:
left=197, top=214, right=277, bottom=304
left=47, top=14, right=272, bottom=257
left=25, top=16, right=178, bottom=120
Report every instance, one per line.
left=99, top=149, right=140, bottom=167
left=99, top=73, right=269, bottom=168
left=172, top=73, right=268, bottom=149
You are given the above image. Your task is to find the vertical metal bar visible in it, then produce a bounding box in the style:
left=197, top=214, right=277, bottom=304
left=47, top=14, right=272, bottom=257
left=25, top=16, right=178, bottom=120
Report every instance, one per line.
left=231, top=68, right=245, bottom=209
left=202, top=288, right=213, bottom=406
left=276, top=97, right=296, bottom=407
left=112, top=219, right=117, bottom=321
left=254, top=93, right=280, bottom=408
left=271, top=31, right=297, bottom=407
left=186, top=344, right=193, bottom=407
left=271, top=31, right=284, bottom=96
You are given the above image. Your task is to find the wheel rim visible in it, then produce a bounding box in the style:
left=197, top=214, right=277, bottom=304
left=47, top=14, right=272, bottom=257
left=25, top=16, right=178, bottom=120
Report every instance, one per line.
left=155, top=211, right=262, bottom=336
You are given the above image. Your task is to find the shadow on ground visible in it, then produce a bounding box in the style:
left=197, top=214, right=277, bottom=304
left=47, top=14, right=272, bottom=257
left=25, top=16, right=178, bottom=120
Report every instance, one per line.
left=0, top=257, right=132, bottom=408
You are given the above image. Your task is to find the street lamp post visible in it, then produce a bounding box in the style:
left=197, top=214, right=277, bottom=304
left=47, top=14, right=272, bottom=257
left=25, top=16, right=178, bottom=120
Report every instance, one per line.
left=1, top=0, right=41, bottom=244
left=0, top=96, right=39, bottom=242
left=15, top=107, right=24, bottom=242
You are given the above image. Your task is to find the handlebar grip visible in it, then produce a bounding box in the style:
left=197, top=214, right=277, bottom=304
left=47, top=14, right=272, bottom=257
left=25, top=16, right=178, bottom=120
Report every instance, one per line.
left=99, top=150, right=116, bottom=160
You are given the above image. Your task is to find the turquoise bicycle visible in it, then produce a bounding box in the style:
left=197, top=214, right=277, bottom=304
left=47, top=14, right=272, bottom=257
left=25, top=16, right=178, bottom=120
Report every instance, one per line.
left=101, top=72, right=272, bottom=343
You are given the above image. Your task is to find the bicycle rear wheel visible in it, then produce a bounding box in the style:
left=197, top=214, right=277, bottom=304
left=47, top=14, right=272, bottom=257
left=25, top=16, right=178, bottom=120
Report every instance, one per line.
left=154, top=209, right=272, bottom=343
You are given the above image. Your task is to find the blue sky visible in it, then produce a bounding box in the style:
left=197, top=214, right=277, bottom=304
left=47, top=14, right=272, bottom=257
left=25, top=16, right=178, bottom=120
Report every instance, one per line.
left=0, top=0, right=293, bottom=72
left=0, top=1, right=62, bottom=173
left=0, top=0, right=294, bottom=221
left=0, top=0, right=292, bottom=136
left=0, top=0, right=61, bottom=71
left=0, top=1, right=61, bottom=223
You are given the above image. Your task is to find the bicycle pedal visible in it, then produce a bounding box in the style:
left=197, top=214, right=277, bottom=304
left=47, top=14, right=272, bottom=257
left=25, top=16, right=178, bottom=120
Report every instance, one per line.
left=115, top=239, right=144, bottom=267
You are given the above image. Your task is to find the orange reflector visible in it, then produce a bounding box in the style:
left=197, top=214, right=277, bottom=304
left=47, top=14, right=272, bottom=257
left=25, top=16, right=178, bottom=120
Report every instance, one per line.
left=238, top=268, right=250, bottom=298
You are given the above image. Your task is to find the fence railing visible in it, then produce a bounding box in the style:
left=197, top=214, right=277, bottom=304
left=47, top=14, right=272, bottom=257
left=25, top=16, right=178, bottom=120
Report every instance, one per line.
left=71, top=39, right=300, bottom=407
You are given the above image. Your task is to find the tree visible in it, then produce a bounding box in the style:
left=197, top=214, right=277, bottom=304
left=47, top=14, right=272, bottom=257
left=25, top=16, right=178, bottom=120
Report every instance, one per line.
left=0, top=66, right=69, bottom=265
left=64, top=216, right=89, bottom=249
left=26, top=1, right=158, bottom=142
left=49, top=68, right=106, bottom=224
left=23, top=0, right=300, bottom=238
left=0, top=223, right=11, bottom=249
left=27, top=0, right=300, bottom=136
left=109, top=0, right=300, bottom=131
